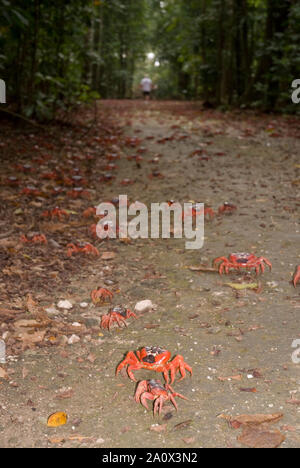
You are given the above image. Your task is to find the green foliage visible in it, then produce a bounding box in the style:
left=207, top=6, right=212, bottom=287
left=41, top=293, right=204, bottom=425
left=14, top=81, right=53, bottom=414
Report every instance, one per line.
left=147, top=0, right=300, bottom=111
left=0, top=0, right=299, bottom=115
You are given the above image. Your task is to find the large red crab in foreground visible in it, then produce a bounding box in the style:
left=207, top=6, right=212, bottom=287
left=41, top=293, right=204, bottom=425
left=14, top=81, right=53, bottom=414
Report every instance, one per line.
left=213, top=252, right=272, bottom=275
left=116, top=346, right=192, bottom=384
left=134, top=379, right=188, bottom=415
left=293, top=266, right=300, bottom=287
left=100, top=306, right=137, bottom=330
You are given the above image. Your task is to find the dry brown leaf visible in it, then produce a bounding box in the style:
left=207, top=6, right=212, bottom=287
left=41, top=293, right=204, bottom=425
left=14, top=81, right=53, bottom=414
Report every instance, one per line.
left=25, top=294, right=50, bottom=323
left=48, top=436, right=66, bottom=444
left=239, top=387, right=257, bottom=393
left=55, top=389, right=74, bottom=399
left=101, top=251, right=116, bottom=260
left=15, top=329, right=46, bottom=349
left=218, top=374, right=243, bottom=382
left=0, top=367, right=8, bottom=380
left=173, top=420, right=193, bottom=431
left=150, top=424, right=167, bottom=433
left=86, top=353, right=97, bottom=363
left=188, top=265, right=218, bottom=272
left=68, top=434, right=94, bottom=442
left=219, top=412, right=284, bottom=428
left=237, top=425, right=285, bottom=448
left=182, top=437, right=196, bottom=445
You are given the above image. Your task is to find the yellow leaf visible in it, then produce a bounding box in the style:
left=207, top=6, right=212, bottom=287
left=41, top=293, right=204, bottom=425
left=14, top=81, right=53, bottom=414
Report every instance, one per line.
left=225, top=283, right=258, bottom=290
left=47, top=411, right=68, bottom=427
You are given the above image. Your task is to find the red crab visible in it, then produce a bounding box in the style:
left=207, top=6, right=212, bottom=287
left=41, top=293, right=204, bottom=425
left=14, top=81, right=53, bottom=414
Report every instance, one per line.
left=120, top=178, right=134, bottom=185
left=213, top=253, right=272, bottom=275
left=99, top=173, right=116, bottom=183
left=218, top=202, right=237, bottom=215
left=116, top=346, right=192, bottom=384
left=91, top=287, right=114, bottom=305
left=293, top=266, right=300, bottom=287
left=41, top=171, right=58, bottom=180
left=100, top=306, right=137, bottom=330
left=67, top=187, right=90, bottom=199
left=42, top=207, right=69, bottom=221
left=83, top=207, right=97, bottom=219
left=20, top=233, right=47, bottom=244
left=5, top=176, right=20, bottom=186
left=149, top=170, right=164, bottom=179
left=134, top=379, right=187, bottom=415
left=105, top=153, right=120, bottom=161
left=14, top=164, right=35, bottom=173
left=67, top=242, right=99, bottom=257
left=183, top=203, right=215, bottom=220
left=21, top=186, right=42, bottom=197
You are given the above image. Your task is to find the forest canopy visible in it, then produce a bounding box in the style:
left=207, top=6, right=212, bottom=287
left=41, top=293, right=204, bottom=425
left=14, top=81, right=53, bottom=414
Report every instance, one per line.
left=0, top=0, right=299, bottom=118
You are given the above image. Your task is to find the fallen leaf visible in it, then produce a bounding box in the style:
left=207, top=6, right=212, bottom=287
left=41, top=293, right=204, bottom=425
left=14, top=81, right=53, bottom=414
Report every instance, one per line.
left=47, top=411, right=68, bottom=427
left=239, top=387, right=257, bottom=393
left=0, top=367, right=8, bottom=379
left=220, top=412, right=283, bottom=428
left=86, top=353, right=97, bottom=363
left=55, top=389, right=74, bottom=399
left=218, top=374, right=243, bottom=382
left=225, top=282, right=258, bottom=290
left=101, top=251, right=116, bottom=260
left=150, top=424, right=167, bottom=433
left=182, top=437, right=195, bottom=444
left=188, top=265, right=218, bottom=272
left=237, top=425, right=285, bottom=448
left=48, top=436, right=66, bottom=444
left=173, top=420, right=193, bottom=431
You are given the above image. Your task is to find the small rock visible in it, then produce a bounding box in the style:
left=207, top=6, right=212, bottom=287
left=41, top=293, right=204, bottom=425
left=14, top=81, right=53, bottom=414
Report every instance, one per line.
left=49, top=239, right=61, bottom=249
left=45, top=306, right=59, bottom=316
left=80, top=302, right=88, bottom=308
left=57, top=300, right=73, bottom=310
left=134, top=300, right=155, bottom=314
left=67, top=334, right=80, bottom=345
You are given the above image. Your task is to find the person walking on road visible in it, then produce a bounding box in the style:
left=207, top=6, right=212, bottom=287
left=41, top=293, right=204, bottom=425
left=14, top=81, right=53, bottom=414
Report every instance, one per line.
left=140, top=75, right=153, bottom=101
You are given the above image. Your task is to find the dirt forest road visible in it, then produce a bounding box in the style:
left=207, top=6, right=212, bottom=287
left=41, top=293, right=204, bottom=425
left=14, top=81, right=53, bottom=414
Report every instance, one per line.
left=0, top=100, right=300, bottom=448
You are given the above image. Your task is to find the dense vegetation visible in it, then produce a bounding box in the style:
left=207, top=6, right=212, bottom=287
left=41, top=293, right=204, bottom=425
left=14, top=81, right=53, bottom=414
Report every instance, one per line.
left=0, top=0, right=299, bottom=118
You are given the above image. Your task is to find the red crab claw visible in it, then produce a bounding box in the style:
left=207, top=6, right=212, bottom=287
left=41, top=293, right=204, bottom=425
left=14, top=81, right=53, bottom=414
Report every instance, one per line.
left=293, top=266, right=300, bottom=287
left=167, top=355, right=193, bottom=384
left=116, top=351, right=141, bottom=381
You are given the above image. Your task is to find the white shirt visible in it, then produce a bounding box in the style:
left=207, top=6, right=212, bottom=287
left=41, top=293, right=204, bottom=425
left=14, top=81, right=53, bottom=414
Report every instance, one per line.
left=140, top=77, right=152, bottom=92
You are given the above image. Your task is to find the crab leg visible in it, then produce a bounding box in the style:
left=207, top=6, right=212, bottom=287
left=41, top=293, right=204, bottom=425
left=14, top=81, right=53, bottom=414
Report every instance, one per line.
left=153, top=395, right=165, bottom=415
left=168, top=355, right=192, bottom=383
left=134, top=380, right=148, bottom=403
left=110, top=314, right=127, bottom=330
left=141, top=392, right=155, bottom=411
left=116, top=351, right=139, bottom=378
left=261, top=257, right=272, bottom=271
left=293, top=266, right=300, bottom=287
